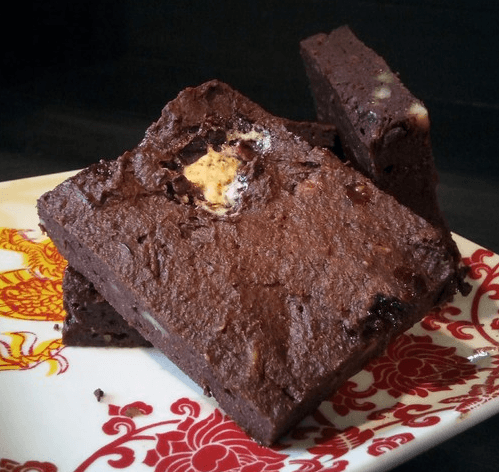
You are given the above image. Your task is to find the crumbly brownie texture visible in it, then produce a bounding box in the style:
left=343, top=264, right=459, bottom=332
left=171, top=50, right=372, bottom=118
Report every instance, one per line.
left=300, top=26, right=443, bottom=226
left=62, top=266, right=152, bottom=347
left=39, top=80, right=463, bottom=445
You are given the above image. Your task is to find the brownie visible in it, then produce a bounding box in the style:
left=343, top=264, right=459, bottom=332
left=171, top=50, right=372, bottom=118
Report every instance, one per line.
left=62, top=266, right=152, bottom=347
left=38, top=80, right=464, bottom=445
left=300, top=26, right=444, bottom=226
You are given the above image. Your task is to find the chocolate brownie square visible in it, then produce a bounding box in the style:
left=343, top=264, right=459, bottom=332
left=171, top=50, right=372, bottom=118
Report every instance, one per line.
left=38, top=80, right=464, bottom=445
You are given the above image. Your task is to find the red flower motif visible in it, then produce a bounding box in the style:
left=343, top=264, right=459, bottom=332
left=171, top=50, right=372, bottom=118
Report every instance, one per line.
left=308, top=426, right=374, bottom=458
left=102, top=401, right=155, bottom=437
left=320, top=462, right=349, bottom=472
left=367, top=433, right=414, bottom=456
left=76, top=397, right=286, bottom=472
left=366, top=334, right=478, bottom=398
left=0, top=459, right=57, bottom=472
left=149, top=406, right=287, bottom=472
left=75, top=401, right=159, bottom=471
left=464, top=248, right=499, bottom=347
left=486, top=356, right=499, bottom=385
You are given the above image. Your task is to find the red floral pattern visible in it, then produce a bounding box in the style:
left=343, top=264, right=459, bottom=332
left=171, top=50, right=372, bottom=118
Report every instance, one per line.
left=368, top=402, right=443, bottom=429
left=149, top=407, right=286, bottom=472
left=464, top=249, right=499, bottom=347
left=288, top=458, right=349, bottom=472
left=0, top=459, right=57, bottom=472
left=75, top=398, right=287, bottom=472
left=308, top=426, right=374, bottom=458
left=366, top=333, right=478, bottom=398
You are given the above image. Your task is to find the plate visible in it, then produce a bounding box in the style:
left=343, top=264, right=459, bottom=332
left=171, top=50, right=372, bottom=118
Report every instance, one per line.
left=1, top=172, right=499, bottom=472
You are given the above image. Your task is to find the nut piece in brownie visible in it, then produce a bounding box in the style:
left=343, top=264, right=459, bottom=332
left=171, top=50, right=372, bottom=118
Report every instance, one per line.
left=38, top=80, right=464, bottom=445
left=63, top=266, right=152, bottom=347
left=300, top=26, right=443, bottom=226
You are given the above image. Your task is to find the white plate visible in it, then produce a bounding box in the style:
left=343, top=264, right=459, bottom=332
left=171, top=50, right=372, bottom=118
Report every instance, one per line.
left=1, top=172, right=499, bottom=472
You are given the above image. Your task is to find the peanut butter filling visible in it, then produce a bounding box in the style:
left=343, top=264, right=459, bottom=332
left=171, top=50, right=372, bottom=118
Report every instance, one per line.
left=183, top=145, right=245, bottom=215
left=183, top=128, right=268, bottom=214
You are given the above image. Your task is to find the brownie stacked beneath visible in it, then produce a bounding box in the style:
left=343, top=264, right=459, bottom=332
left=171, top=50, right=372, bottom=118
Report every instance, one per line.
left=39, top=80, right=464, bottom=445
left=62, top=266, right=152, bottom=347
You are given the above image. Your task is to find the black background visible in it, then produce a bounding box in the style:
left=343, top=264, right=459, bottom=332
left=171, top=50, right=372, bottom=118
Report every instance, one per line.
left=1, top=1, right=498, bottom=469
